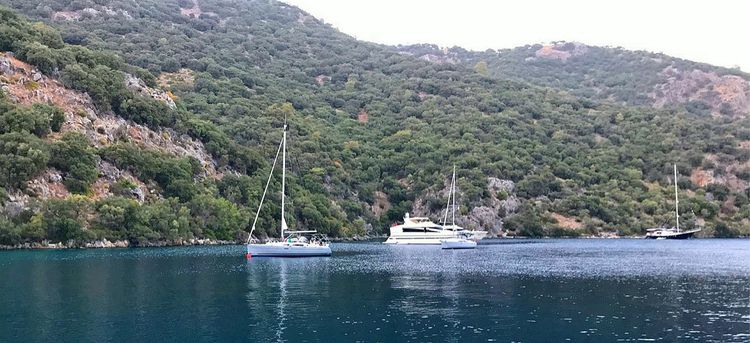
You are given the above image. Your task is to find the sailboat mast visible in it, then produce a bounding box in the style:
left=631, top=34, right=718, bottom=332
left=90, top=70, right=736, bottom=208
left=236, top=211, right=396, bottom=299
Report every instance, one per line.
left=674, top=164, right=680, bottom=232
left=451, top=165, right=456, bottom=227
left=281, top=125, right=287, bottom=238
left=442, top=170, right=452, bottom=226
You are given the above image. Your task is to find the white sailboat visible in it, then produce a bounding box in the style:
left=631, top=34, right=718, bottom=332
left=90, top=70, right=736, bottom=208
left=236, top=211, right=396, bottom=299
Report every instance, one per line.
left=439, top=166, right=487, bottom=242
left=440, top=165, right=477, bottom=249
left=645, top=164, right=701, bottom=239
left=245, top=124, right=331, bottom=257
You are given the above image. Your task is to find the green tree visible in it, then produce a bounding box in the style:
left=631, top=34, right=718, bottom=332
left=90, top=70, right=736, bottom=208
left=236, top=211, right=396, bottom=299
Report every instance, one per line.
left=43, top=197, right=91, bottom=243
left=0, top=132, right=50, bottom=189
left=117, top=93, right=175, bottom=128
left=49, top=132, right=98, bottom=194
left=0, top=103, right=61, bottom=137
left=18, top=41, right=57, bottom=74
left=473, top=60, right=489, bottom=76
left=189, top=195, right=248, bottom=240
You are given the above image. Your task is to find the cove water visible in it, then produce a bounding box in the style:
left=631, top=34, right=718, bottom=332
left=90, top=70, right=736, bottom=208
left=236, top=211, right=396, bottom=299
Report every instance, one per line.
left=1, top=239, right=748, bottom=342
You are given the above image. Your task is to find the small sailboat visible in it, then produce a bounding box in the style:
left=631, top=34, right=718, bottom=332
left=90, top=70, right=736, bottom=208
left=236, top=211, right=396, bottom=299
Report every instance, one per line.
left=645, top=164, right=701, bottom=239
left=440, top=165, right=477, bottom=249
left=245, top=124, right=331, bottom=257
left=439, top=166, right=487, bottom=242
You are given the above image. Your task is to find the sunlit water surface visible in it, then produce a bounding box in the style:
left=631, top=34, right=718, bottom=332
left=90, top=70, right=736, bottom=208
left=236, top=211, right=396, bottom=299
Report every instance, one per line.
left=1, top=239, right=748, bottom=342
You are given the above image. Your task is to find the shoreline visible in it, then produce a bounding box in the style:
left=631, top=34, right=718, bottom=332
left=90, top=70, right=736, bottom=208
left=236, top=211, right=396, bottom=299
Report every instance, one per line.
left=0, top=238, right=239, bottom=250
left=1, top=235, right=745, bottom=250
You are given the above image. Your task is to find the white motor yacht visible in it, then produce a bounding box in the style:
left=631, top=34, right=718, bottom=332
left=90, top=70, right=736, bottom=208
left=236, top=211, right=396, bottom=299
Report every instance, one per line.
left=384, top=214, right=456, bottom=245
left=245, top=124, right=331, bottom=257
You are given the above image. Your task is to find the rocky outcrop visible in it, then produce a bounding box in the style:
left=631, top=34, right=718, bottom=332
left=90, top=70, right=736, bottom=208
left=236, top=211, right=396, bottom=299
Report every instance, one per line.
left=357, top=109, right=369, bottom=123
left=691, top=154, right=750, bottom=194
left=0, top=52, right=93, bottom=112
left=652, top=66, right=750, bottom=117
left=315, top=74, right=330, bottom=86
left=25, top=169, right=69, bottom=200
left=91, top=161, right=150, bottom=201
left=370, top=191, right=390, bottom=217
left=85, top=239, right=130, bottom=248
left=410, top=176, right=519, bottom=235
left=397, top=45, right=459, bottom=64
left=0, top=52, right=225, bottom=215
left=125, top=74, right=176, bottom=109
left=1, top=52, right=220, bottom=179
left=418, top=53, right=459, bottom=64
left=532, top=42, right=588, bottom=61
left=462, top=177, right=520, bottom=234
left=158, top=68, right=195, bottom=89
left=179, top=0, right=218, bottom=19
left=690, top=168, right=714, bottom=187
left=52, top=6, right=132, bottom=21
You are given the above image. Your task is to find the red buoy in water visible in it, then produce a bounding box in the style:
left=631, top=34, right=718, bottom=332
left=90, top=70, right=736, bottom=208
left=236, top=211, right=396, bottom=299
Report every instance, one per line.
left=245, top=253, right=252, bottom=259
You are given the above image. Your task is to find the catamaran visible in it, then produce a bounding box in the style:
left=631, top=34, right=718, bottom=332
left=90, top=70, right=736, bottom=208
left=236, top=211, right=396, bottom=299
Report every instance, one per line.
left=440, top=165, right=477, bottom=249
left=645, top=164, right=701, bottom=239
left=245, top=124, right=331, bottom=257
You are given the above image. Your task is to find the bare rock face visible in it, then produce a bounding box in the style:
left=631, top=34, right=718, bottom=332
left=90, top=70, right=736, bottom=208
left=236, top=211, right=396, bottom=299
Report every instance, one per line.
left=26, top=169, right=70, bottom=200
left=398, top=46, right=460, bottom=65
left=0, top=52, right=223, bottom=213
left=463, top=178, right=520, bottom=235
left=652, top=66, right=750, bottom=118
left=130, top=188, right=145, bottom=202
left=466, top=206, right=503, bottom=233
left=84, top=239, right=130, bottom=248
left=418, top=53, right=459, bottom=64
left=179, top=0, right=218, bottom=19
left=409, top=176, right=519, bottom=235
left=370, top=191, right=391, bottom=217
left=125, top=74, right=176, bottom=109
left=0, top=56, right=12, bottom=74
left=533, top=42, right=589, bottom=61
left=2, top=194, right=27, bottom=218
left=487, top=177, right=514, bottom=194
left=52, top=6, right=132, bottom=21
left=315, top=74, right=330, bottom=86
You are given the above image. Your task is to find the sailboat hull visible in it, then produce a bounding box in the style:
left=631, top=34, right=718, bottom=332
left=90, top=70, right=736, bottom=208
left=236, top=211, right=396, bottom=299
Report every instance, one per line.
left=645, top=229, right=701, bottom=239
left=246, top=243, right=331, bottom=257
left=440, top=238, right=477, bottom=249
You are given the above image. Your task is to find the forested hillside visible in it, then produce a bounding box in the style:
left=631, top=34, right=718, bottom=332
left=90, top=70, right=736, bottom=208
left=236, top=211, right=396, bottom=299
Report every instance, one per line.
left=398, top=42, right=750, bottom=117
left=1, top=0, right=749, bottom=244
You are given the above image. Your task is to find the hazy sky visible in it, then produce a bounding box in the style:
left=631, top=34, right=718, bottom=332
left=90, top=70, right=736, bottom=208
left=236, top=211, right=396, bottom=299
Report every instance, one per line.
left=284, top=0, right=749, bottom=71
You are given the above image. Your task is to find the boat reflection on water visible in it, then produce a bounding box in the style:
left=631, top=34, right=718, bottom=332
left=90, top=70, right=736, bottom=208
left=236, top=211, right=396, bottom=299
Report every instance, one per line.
left=244, top=257, right=333, bottom=342
left=245, top=259, right=289, bottom=341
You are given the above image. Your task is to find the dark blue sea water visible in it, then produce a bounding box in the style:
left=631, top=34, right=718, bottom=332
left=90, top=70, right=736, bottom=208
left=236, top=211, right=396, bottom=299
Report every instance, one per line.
left=1, top=239, right=748, bottom=342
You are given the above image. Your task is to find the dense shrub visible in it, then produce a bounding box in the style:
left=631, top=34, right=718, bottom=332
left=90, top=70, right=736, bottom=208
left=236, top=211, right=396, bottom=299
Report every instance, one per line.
left=0, top=132, right=50, bottom=189
left=99, top=144, right=201, bottom=200
left=49, top=132, right=98, bottom=194
left=0, top=103, right=62, bottom=136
